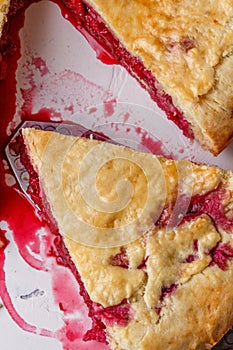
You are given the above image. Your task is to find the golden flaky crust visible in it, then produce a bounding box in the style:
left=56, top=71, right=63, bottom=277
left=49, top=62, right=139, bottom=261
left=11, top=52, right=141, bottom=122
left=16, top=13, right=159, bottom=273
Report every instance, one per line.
left=85, top=0, right=233, bottom=155
left=22, top=128, right=233, bottom=350
left=0, top=0, right=10, bottom=37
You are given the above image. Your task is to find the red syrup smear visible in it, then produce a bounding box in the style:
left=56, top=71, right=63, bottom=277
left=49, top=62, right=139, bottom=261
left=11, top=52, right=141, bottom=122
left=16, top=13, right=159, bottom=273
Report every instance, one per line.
left=0, top=3, right=61, bottom=332
left=134, top=126, right=176, bottom=159
left=0, top=2, right=109, bottom=349
left=55, top=0, right=118, bottom=66
left=104, top=99, right=117, bottom=118
left=59, top=0, right=194, bottom=139
left=140, top=130, right=176, bottom=159
left=52, top=264, right=108, bottom=350
left=31, top=56, right=50, bottom=77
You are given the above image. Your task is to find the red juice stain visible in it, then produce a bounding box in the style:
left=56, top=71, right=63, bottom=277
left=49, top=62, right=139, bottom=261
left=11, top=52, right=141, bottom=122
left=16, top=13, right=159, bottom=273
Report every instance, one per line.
left=135, top=127, right=141, bottom=135
left=123, top=112, right=130, bottom=124
left=0, top=1, right=43, bottom=265
left=29, top=108, right=62, bottom=122
left=104, top=98, right=116, bottom=118
left=55, top=0, right=118, bottom=66
left=0, top=3, right=108, bottom=349
left=179, top=148, right=184, bottom=154
left=57, top=320, right=108, bottom=350
left=141, top=132, right=164, bottom=154
left=31, top=56, right=49, bottom=76
left=3, top=191, right=50, bottom=270
left=64, top=104, right=75, bottom=113
left=79, top=29, right=118, bottom=66
left=52, top=264, right=90, bottom=316
left=140, top=130, right=176, bottom=159
left=88, top=107, right=97, bottom=114
left=0, top=3, right=52, bottom=336
left=51, top=262, right=108, bottom=349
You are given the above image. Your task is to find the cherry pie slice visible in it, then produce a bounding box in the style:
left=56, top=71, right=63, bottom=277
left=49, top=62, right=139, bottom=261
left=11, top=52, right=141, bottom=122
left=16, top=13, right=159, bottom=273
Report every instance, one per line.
left=61, top=0, right=233, bottom=155
left=21, top=127, right=233, bottom=350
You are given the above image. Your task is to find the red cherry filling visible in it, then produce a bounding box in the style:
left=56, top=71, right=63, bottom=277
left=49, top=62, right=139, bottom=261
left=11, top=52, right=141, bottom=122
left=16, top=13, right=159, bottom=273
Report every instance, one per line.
left=166, top=37, right=195, bottom=53
left=60, top=0, right=194, bottom=139
left=110, top=248, right=129, bottom=269
left=209, top=243, right=233, bottom=271
left=137, top=256, right=149, bottom=270
left=161, top=283, right=178, bottom=300
left=184, top=239, right=199, bottom=263
left=185, top=254, right=197, bottom=263
left=190, top=189, right=233, bottom=233
left=158, top=186, right=233, bottom=235
left=155, top=283, right=178, bottom=314
left=92, top=299, right=131, bottom=327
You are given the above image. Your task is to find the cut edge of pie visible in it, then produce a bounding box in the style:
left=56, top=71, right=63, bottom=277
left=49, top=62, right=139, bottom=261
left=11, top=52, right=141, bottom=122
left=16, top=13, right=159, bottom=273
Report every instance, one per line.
left=20, top=126, right=233, bottom=350
left=59, top=0, right=233, bottom=155
left=62, top=0, right=233, bottom=155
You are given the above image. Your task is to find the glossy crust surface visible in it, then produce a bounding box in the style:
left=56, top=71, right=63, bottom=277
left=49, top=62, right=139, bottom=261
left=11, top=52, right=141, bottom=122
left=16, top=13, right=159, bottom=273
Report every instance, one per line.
left=86, top=0, right=233, bottom=154
left=22, top=127, right=233, bottom=350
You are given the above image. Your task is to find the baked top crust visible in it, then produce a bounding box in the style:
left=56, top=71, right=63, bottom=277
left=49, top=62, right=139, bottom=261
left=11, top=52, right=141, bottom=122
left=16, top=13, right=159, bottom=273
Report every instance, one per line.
left=22, top=127, right=233, bottom=350
left=85, top=0, right=233, bottom=155
left=0, top=0, right=10, bottom=36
